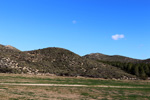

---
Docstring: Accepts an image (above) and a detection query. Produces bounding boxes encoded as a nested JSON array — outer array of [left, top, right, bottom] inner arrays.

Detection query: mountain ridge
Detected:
[[84, 53, 150, 79], [83, 53, 140, 63], [1, 44, 149, 79], [83, 53, 150, 63]]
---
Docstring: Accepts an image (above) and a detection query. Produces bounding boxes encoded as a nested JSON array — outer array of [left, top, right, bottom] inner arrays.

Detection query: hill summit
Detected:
[[5, 45, 20, 51]]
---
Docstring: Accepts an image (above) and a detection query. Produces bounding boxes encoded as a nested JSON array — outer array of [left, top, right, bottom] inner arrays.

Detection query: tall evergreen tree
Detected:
[[133, 64, 139, 76], [140, 66, 147, 79], [144, 65, 150, 77]]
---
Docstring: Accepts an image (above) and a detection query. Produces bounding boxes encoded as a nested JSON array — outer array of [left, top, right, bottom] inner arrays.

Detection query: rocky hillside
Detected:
[[25, 47, 135, 79], [0, 44, 39, 74], [0, 44, 135, 79]]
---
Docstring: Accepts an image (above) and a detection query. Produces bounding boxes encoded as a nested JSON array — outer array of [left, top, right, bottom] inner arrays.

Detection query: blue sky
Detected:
[[0, 0, 149, 59]]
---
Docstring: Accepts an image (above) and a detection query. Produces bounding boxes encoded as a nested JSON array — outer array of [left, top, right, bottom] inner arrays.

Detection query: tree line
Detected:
[[98, 60, 150, 79]]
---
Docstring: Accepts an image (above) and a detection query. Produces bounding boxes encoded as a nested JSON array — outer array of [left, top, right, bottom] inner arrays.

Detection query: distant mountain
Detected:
[[142, 59, 150, 63], [83, 53, 140, 63], [84, 53, 150, 79], [0, 44, 135, 79]]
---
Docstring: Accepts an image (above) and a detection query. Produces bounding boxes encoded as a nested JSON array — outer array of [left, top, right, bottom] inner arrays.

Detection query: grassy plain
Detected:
[[0, 73, 150, 100]]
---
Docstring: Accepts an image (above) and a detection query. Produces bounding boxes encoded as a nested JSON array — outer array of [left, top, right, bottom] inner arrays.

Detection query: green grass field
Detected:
[[0, 73, 150, 100]]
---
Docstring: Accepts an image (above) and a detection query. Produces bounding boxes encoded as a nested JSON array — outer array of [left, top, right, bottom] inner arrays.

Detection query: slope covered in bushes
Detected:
[[0, 44, 135, 79], [84, 53, 150, 79]]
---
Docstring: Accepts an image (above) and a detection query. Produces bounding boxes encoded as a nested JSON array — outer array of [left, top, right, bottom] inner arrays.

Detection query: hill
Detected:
[[143, 59, 150, 63], [83, 53, 140, 63], [25, 47, 135, 79], [0, 44, 135, 79], [0, 44, 39, 73], [83, 53, 150, 79]]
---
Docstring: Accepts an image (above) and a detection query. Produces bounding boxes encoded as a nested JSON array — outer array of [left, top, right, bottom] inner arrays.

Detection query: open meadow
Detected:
[[0, 73, 150, 100]]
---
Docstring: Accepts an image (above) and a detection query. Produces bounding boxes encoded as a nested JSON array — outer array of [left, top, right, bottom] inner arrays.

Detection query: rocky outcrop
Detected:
[[0, 57, 38, 74]]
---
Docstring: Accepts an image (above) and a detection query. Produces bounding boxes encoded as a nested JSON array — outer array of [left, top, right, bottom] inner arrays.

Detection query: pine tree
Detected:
[[133, 64, 139, 76], [140, 66, 147, 80], [127, 63, 133, 73], [144, 64, 150, 77]]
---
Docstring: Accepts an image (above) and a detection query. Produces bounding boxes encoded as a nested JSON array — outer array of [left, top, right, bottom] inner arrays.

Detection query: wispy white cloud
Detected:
[[112, 34, 125, 40], [72, 20, 77, 24]]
